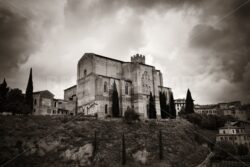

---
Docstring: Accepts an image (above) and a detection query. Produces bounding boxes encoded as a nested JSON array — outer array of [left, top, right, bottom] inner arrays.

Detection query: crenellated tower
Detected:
[[131, 54, 145, 64]]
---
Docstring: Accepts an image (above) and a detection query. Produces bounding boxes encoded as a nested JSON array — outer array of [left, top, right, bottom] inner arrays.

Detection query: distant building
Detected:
[[53, 99, 76, 115], [242, 104, 250, 120], [33, 90, 54, 115], [216, 122, 250, 147], [175, 98, 185, 115], [219, 101, 248, 121], [33, 90, 76, 116], [195, 104, 220, 116], [64, 85, 77, 102], [218, 101, 241, 110], [195, 101, 249, 121]]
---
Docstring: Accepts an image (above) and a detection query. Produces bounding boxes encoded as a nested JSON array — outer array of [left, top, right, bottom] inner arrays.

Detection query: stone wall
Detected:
[[64, 85, 76, 101], [33, 91, 54, 115], [77, 74, 96, 112], [94, 55, 123, 79], [77, 54, 94, 80]]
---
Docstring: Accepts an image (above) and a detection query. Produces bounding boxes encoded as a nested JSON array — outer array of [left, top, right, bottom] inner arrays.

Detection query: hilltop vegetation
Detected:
[[0, 116, 209, 167]]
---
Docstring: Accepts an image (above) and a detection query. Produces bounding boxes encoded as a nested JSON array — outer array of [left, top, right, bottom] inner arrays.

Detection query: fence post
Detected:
[[122, 133, 126, 165], [93, 131, 97, 158], [159, 130, 163, 160]]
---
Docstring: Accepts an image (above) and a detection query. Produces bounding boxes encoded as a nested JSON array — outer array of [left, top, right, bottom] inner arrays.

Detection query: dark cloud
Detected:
[[189, 0, 250, 102], [190, 0, 250, 81], [0, 4, 38, 78], [1, 0, 250, 103]]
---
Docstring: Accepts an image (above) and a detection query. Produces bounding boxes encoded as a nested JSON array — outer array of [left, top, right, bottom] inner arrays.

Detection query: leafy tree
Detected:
[[25, 68, 33, 114], [148, 92, 156, 119], [5, 89, 29, 115], [184, 113, 236, 130], [214, 141, 236, 159], [112, 81, 120, 117], [124, 107, 140, 123], [185, 113, 202, 125], [0, 97, 4, 112], [237, 144, 248, 156], [169, 92, 176, 118], [185, 89, 194, 114], [200, 115, 217, 130], [159, 92, 168, 119]]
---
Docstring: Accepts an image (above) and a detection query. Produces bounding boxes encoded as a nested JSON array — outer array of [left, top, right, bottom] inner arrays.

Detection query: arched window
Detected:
[[105, 104, 108, 114], [125, 83, 128, 95], [104, 82, 107, 92], [84, 69, 87, 77]]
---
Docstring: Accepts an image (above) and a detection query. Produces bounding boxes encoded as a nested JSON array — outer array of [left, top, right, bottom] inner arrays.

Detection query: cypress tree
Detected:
[[159, 92, 163, 118], [159, 92, 168, 119], [0, 78, 9, 112], [169, 93, 176, 118], [112, 81, 120, 117], [0, 78, 9, 99], [148, 92, 156, 119], [185, 89, 194, 114], [162, 92, 168, 118], [25, 68, 33, 114]]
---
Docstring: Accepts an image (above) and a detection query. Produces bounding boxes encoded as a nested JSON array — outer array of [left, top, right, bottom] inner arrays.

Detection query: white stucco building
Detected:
[[216, 122, 250, 147]]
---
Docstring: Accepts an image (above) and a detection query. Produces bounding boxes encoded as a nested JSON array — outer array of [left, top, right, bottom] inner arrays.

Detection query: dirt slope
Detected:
[[0, 116, 209, 167]]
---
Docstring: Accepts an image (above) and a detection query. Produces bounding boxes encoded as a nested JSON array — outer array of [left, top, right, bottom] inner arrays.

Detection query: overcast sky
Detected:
[[0, 0, 250, 104]]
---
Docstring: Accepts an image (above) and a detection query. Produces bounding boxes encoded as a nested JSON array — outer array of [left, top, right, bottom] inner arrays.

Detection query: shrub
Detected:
[[200, 115, 217, 130], [178, 107, 186, 116], [183, 113, 235, 130], [185, 113, 202, 125], [214, 141, 237, 159], [15, 140, 23, 153], [61, 116, 69, 124], [105, 115, 111, 119], [94, 113, 98, 119], [237, 144, 248, 156], [214, 116, 226, 128], [215, 115, 236, 128], [124, 107, 140, 123]]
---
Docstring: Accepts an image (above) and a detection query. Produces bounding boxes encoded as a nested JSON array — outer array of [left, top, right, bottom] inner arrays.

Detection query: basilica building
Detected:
[[74, 53, 172, 119]]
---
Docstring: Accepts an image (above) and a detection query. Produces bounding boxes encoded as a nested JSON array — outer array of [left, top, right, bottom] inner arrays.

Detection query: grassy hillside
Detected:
[[0, 116, 209, 167]]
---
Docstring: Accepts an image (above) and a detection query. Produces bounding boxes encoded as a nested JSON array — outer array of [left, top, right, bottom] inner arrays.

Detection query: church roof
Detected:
[[64, 85, 77, 91], [33, 90, 54, 97], [80, 53, 157, 68]]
